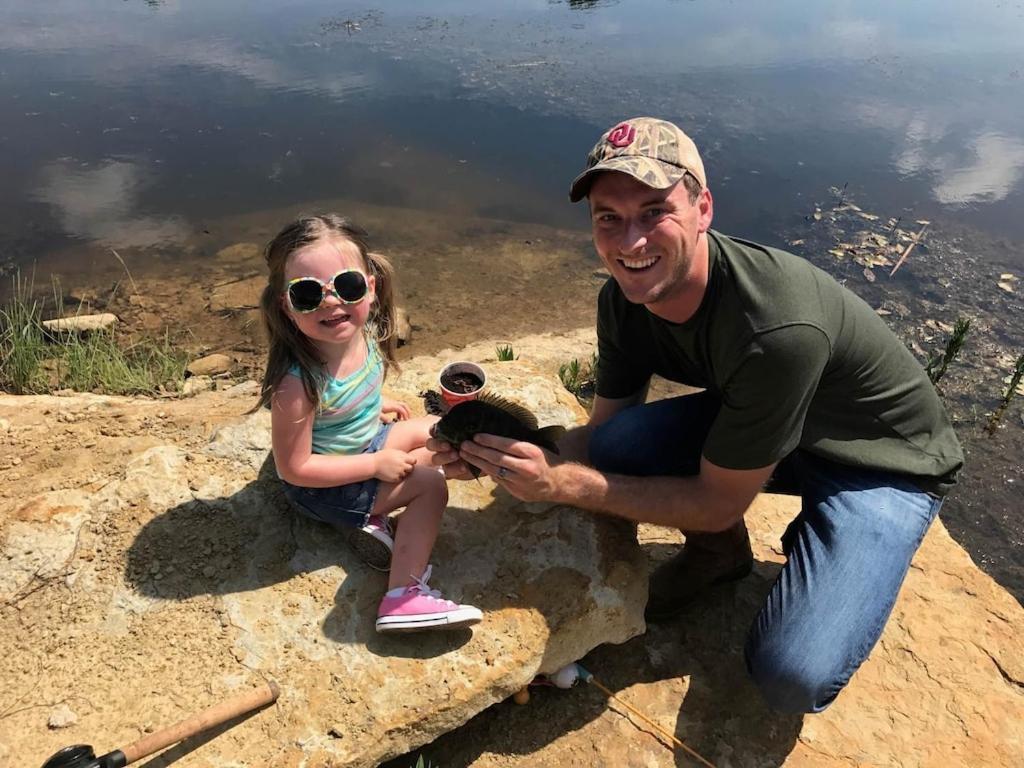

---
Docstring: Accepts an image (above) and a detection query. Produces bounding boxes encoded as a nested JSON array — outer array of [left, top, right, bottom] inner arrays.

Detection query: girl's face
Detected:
[[282, 235, 376, 350]]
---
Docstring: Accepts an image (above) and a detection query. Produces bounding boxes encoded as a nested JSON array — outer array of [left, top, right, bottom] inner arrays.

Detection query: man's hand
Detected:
[[374, 448, 416, 482], [425, 436, 477, 480], [459, 434, 564, 503], [380, 397, 411, 422]]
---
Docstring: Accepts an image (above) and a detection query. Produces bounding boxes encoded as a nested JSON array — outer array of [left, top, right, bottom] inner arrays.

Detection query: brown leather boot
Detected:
[[645, 519, 754, 622]]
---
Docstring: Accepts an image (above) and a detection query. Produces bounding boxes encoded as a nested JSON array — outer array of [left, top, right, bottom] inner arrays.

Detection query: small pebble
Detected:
[[47, 704, 78, 729]]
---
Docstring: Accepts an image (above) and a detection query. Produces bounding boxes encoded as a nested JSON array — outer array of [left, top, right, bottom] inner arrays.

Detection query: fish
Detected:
[[430, 392, 566, 477]]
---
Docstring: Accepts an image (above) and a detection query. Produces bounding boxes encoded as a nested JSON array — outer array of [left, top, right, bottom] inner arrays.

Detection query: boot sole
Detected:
[[644, 561, 754, 623], [346, 529, 392, 572]]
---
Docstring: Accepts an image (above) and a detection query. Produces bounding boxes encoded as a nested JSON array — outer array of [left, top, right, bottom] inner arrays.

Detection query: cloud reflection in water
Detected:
[[34, 159, 190, 249]]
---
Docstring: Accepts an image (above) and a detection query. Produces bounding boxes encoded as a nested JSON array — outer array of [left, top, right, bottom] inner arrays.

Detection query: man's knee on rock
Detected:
[[744, 641, 839, 714]]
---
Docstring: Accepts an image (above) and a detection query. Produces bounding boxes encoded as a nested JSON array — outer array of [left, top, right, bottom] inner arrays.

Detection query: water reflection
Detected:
[[33, 159, 188, 249], [0, 0, 1022, 252], [931, 133, 1024, 206]]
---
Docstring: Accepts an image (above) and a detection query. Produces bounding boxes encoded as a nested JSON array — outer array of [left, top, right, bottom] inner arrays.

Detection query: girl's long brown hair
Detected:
[[251, 214, 399, 413]]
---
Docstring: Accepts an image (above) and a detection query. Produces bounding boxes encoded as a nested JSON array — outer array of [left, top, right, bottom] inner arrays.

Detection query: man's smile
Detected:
[[619, 255, 660, 271]]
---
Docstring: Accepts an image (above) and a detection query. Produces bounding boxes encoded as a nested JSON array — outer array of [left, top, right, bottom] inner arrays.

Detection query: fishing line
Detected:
[[529, 663, 718, 768]]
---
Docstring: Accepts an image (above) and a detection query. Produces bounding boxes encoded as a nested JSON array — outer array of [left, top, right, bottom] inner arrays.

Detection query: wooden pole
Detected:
[[120, 681, 280, 764]]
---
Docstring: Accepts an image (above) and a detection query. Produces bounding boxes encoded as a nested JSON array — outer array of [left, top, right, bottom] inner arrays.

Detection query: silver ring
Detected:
[[497, 466, 509, 480]]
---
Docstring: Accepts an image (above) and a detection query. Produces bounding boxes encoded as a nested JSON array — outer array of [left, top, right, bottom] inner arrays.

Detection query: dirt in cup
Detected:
[[440, 371, 484, 394]]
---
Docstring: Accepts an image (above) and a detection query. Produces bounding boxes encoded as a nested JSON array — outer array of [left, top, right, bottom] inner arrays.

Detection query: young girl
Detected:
[[253, 214, 481, 633]]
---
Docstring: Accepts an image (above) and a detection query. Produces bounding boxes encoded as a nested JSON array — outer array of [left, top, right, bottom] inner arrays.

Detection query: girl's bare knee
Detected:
[[412, 465, 448, 504]]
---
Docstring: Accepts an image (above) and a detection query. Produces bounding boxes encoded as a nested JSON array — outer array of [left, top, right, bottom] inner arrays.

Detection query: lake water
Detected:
[[1, 1, 1022, 599], [2, 0, 1023, 264]]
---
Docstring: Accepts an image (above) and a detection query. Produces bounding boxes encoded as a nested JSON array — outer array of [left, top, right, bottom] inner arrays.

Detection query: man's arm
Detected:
[[462, 382, 774, 532], [542, 453, 775, 532]]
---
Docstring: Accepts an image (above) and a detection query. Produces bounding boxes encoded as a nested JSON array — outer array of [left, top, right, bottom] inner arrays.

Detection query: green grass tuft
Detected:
[[495, 343, 515, 361], [558, 351, 598, 404], [0, 272, 188, 396]]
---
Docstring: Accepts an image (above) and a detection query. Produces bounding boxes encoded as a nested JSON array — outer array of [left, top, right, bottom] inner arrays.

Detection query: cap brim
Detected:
[[568, 157, 687, 203]]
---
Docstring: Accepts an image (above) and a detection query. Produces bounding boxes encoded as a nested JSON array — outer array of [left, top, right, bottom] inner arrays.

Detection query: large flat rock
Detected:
[[2, 329, 1022, 767], [0, 343, 646, 768]]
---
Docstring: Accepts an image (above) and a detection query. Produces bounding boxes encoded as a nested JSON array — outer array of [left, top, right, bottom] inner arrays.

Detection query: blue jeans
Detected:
[[589, 393, 942, 713], [281, 422, 393, 529]]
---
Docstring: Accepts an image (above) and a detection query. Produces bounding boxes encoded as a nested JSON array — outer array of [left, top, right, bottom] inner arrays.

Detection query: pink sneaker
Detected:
[[347, 514, 393, 572], [376, 566, 482, 633]]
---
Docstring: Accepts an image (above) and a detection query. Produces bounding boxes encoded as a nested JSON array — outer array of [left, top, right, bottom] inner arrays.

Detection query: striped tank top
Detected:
[[289, 340, 384, 455]]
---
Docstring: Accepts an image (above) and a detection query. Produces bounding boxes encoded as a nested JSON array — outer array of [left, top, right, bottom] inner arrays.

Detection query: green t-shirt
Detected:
[[596, 230, 963, 495]]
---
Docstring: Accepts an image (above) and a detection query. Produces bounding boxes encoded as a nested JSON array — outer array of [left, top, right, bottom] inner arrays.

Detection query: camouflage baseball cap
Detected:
[[569, 117, 707, 202]]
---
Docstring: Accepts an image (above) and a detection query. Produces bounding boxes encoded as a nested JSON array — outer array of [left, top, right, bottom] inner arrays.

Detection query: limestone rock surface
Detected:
[[0, 339, 646, 768], [2, 329, 1022, 768]]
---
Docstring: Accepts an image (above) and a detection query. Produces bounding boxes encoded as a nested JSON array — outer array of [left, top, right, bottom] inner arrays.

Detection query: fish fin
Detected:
[[536, 425, 567, 453], [476, 391, 539, 430]]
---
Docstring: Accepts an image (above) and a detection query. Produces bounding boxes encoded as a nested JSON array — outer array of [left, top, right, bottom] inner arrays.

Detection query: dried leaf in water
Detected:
[[999, 273, 1018, 281], [863, 267, 876, 282], [998, 281, 1016, 293], [875, 308, 892, 316], [828, 248, 846, 259], [857, 211, 880, 221], [813, 210, 823, 221], [789, 239, 805, 246]]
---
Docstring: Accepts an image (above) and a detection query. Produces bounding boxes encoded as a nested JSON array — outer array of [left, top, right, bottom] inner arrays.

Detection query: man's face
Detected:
[[589, 172, 713, 314]]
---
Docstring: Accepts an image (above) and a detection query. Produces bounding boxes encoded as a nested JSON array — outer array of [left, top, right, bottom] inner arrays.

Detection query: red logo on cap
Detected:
[[607, 122, 636, 148]]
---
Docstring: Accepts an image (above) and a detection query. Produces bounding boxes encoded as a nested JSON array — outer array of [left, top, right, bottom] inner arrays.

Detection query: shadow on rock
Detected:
[[125, 453, 341, 599], [384, 548, 803, 767]]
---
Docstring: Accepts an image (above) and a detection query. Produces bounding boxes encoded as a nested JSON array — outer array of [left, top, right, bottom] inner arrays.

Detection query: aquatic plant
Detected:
[[925, 317, 970, 385], [0, 272, 187, 396], [985, 352, 1024, 434]]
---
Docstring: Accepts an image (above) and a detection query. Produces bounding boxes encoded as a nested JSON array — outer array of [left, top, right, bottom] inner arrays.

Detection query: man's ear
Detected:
[[697, 187, 714, 233]]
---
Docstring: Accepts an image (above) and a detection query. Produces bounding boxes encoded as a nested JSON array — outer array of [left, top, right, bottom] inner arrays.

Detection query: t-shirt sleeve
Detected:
[[703, 324, 830, 469], [595, 282, 653, 399]]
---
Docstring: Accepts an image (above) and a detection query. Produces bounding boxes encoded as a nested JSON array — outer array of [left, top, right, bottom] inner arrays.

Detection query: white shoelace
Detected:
[[409, 565, 446, 602]]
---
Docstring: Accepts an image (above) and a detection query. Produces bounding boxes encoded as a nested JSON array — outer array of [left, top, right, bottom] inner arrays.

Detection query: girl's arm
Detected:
[[271, 374, 383, 488]]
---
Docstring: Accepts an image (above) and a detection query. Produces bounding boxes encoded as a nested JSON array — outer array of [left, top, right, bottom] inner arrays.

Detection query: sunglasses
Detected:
[[285, 269, 369, 313]]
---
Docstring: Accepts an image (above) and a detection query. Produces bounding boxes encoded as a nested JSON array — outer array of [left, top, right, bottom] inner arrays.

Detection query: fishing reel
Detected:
[[41, 744, 126, 768]]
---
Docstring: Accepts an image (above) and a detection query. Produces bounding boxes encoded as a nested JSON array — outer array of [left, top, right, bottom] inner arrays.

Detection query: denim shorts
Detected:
[[281, 422, 393, 530]]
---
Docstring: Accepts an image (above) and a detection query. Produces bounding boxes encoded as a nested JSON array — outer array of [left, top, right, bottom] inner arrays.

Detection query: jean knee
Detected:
[[744, 637, 837, 714], [588, 417, 646, 474]]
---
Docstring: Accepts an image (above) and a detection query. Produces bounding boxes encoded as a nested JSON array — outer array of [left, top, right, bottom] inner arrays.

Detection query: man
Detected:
[[430, 117, 963, 713]]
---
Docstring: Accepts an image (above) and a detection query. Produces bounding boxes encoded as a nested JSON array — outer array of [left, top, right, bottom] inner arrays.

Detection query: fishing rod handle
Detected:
[[120, 681, 280, 764]]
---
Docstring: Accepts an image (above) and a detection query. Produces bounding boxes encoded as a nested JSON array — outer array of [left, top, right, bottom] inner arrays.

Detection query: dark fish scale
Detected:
[[430, 394, 565, 474]]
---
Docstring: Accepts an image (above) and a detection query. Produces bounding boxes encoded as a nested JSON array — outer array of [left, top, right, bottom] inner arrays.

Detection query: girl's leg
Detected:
[[372, 464, 448, 591], [383, 416, 439, 453]]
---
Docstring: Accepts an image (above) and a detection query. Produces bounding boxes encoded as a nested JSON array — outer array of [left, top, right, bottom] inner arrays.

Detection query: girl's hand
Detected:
[[381, 397, 411, 422], [374, 448, 416, 482]]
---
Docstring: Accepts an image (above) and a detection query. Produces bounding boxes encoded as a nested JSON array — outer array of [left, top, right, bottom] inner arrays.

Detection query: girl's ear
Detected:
[[367, 273, 377, 304]]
